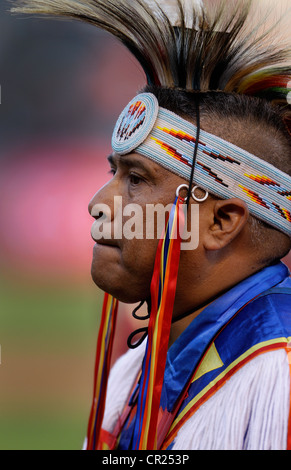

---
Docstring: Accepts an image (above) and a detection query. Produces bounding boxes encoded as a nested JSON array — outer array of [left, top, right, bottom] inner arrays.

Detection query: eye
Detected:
[[108, 167, 116, 177], [129, 173, 143, 186]]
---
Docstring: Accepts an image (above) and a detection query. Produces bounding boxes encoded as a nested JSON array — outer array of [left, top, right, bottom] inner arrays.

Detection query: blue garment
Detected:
[[163, 261, 291, 412], [118, 262, 291, 450]]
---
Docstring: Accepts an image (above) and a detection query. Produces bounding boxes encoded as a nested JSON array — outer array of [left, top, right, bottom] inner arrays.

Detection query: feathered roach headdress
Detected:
[[12, 0, 291, 450]]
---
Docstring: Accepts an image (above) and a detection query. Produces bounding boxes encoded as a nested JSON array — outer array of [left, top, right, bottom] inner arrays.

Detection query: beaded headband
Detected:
[[112, 93, 291, 237]]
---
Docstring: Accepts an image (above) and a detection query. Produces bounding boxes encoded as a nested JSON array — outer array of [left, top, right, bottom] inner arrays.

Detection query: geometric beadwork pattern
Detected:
[[112, 93, 159, 155], [112, 93, 291, 236]]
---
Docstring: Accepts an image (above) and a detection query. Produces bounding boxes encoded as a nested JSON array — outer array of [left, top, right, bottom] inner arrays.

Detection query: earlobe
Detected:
[[204, 198, 249, 251]]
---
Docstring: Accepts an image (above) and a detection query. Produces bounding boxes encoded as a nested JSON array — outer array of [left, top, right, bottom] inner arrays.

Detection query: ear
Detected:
[[204, 198, 249, 251]]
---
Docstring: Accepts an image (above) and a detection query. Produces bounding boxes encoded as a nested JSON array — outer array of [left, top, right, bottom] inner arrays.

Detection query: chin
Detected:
[[90, 264, 150, 304]]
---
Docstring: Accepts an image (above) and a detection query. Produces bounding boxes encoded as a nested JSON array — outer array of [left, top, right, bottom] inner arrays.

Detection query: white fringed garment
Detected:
[[102, 345, 290, 450]]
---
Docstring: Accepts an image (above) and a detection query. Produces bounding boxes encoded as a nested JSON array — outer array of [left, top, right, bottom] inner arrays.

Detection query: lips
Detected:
[[94, 239, 120, 249], [91, 225, 120, 249]]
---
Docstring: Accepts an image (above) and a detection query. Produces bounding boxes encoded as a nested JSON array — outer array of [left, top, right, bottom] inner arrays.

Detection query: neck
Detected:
[[169, 303, 209, 348], [169, 256, 266, 348]]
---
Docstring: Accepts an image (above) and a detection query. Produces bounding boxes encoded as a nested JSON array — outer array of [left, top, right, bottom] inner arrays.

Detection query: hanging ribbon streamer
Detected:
[[86, 293, 119, 450], [132, 194, 186, 450]]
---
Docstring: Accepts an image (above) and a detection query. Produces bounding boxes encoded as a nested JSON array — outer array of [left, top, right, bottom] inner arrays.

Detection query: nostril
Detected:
[[90, 203, 111, 221], [95, 211, 104, 220], [91, 204, 102, 218]]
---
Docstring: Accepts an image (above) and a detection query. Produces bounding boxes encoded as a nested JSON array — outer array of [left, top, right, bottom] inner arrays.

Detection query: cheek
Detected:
[[122, 237, 158, 276]]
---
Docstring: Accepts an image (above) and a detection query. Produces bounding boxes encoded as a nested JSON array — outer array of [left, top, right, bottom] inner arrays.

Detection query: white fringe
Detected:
[[102, 343, 146, 434], [103, 347, 290, 450], [173, 349, 290, 450]]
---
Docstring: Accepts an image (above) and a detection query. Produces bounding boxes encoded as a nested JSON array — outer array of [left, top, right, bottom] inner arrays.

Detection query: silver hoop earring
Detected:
[[191, 186, 209, 203], [176, 184, 189, 202]]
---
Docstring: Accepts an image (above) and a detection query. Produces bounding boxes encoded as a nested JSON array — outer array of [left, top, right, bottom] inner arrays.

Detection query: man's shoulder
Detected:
[[249, 273, 291, 321]]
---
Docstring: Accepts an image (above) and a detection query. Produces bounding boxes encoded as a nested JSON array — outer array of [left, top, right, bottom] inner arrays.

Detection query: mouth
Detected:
[[91, 220, 121, 248], [92, 237, 121, 250], [92, 238, 121, 250]]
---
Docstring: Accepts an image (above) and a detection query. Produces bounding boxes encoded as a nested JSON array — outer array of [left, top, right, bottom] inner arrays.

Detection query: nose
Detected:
[[88, 192, 99, 217], [88, 182, 110, 218], [90, 201, 112, 221], [88, 182, 122, 243], [88, 180, 118, 221], [88, 185, 113, 243]]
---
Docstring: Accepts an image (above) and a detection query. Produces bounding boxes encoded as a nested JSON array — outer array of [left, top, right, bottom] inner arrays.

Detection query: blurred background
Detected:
[[0, 0, 290, 450], [0, 0, 145, 449]]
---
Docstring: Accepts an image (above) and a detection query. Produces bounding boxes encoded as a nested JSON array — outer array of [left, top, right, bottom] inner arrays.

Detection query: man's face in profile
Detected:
[[88, 151, 202, 304]]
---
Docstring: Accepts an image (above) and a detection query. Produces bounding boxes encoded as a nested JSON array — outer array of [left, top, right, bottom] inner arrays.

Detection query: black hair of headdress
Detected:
[[11, 1, 291, 135]]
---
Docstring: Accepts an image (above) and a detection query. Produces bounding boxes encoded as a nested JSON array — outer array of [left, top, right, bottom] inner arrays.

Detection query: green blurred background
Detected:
[[0, 0, 290, 450], [0, 0, 145, 449]]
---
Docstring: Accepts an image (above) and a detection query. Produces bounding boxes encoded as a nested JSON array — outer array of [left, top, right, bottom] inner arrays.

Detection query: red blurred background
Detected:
[[0, 2, 146, 449]]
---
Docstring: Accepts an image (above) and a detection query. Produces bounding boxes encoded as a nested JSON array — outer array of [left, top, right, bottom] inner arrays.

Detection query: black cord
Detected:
[[127, 300, 150, 349], [131, 300, 150, 321], [186, 97, 201, 208], [127, 326, 149, 349]]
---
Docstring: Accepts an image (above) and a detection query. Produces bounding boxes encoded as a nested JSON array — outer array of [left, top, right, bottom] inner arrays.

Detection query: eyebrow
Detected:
[[107, 153, 155, 176]]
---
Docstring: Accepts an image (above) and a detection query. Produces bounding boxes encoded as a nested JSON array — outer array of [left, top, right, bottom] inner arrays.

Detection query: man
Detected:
[[12, 0, 291, 450]]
